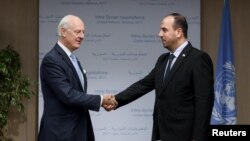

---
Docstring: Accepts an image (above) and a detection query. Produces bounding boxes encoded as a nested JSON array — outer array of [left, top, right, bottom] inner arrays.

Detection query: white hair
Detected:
[[57, 15, 74, 36]]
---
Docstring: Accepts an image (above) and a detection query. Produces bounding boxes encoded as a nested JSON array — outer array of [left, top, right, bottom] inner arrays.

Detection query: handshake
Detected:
[[101, 94, 118, 111]]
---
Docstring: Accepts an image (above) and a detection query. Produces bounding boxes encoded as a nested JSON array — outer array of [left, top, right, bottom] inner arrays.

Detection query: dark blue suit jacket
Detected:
[[115, 42, 214, 141], [38, 43, 101, 141]]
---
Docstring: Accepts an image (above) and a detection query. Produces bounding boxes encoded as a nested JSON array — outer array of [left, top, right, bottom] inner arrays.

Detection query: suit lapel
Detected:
[[55, 44, 73, 69], [159, 54, 169, 83], [159, 43, 192, 95]]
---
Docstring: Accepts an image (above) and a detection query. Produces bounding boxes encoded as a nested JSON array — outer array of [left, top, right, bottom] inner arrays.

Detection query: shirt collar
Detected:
[[57, 41, 72, 57], [171, 41, 188, 58]]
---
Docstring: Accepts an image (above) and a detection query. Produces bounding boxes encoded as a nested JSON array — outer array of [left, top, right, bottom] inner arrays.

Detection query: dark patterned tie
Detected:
[[164, 54, 175, 79]]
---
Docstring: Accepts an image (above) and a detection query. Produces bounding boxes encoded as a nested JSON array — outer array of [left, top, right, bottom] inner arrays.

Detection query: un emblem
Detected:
[[211, 61, 236, 124]]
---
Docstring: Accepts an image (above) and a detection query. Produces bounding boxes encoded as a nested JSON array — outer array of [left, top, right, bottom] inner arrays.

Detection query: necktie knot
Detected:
[[168, 54, 175, 62], [70, 54, 77, 61]]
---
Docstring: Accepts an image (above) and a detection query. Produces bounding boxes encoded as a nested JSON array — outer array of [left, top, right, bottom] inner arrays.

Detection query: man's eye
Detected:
[[161, 28, 167, 33], [75, 30, 81, 33]]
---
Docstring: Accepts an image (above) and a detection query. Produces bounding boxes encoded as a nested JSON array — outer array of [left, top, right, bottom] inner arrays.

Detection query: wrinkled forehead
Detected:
[[67, 17, 85, 30]]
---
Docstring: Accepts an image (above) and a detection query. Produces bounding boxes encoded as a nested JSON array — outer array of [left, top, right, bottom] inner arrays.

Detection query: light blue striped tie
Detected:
[[70, 54, 84, 88]]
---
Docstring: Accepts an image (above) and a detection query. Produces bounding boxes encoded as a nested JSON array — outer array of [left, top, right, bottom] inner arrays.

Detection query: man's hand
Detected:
[[102, 94, 118, 111]]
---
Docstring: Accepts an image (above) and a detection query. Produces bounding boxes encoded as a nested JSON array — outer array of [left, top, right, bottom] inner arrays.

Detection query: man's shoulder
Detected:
[[188, 46, 210, 57], [41, 46, 63, 65]]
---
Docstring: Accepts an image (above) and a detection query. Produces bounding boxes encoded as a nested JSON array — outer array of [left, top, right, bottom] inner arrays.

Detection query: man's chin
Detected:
[[162, 45, 170, 51], [162, 45, 167, 49], [75, 44, 81, 48]]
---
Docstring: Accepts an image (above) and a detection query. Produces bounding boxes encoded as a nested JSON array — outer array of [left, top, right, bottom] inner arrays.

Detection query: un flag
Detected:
[[210, 0, 237, 125]]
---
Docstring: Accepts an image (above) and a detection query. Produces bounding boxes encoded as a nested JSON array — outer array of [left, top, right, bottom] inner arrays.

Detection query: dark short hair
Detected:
[[169, 13, 188, 38]]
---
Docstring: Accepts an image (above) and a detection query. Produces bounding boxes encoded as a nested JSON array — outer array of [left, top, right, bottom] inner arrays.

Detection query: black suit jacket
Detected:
[[115, 42, 214, 141], [38, 44, 101, 141]]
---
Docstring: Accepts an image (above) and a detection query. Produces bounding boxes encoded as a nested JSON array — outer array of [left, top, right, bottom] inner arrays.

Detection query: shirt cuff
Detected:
[[100, 95, 103, 106]]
